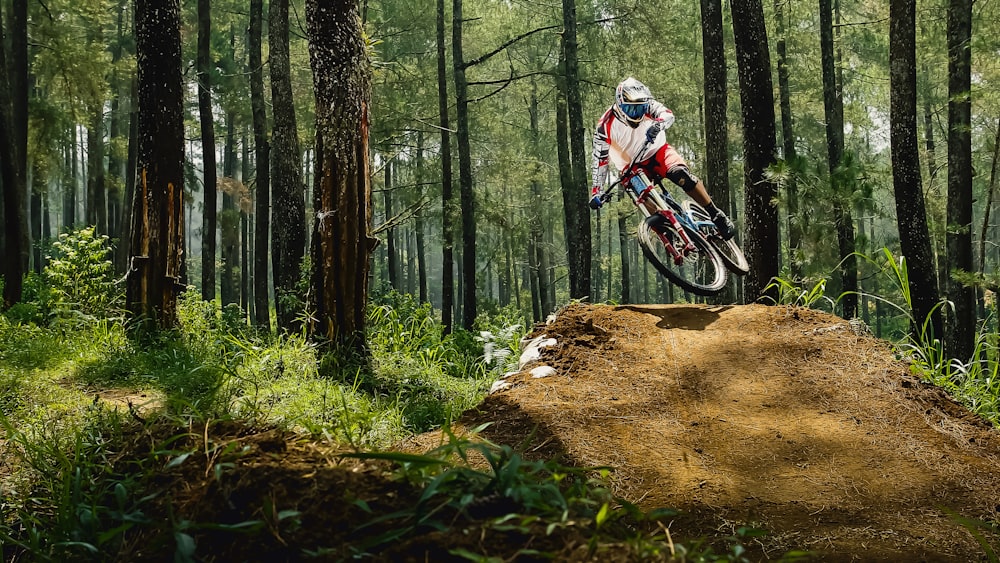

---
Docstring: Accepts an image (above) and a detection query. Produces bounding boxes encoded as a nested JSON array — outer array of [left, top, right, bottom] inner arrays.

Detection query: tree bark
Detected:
[[306, 0, 374, 355], [415, 130, 428, 304], [452, 0, 477, 330], [820, 0, 857, 319], [731, 0, 780, 304], [221, 114, 239, 306], [774, 0, 801, 279], [701, 0, 734, 303], [945, 0, 974, 360], [560, 0, 591, 301], [436, 0, 455, 333], [198, 0, 218, 302], [1, 0, 29, 308], [385, 159, 399, 290], [128, 0, 185, 329], [249, 0, 270, 329], [270, 0, 306, 331], [889, 0, 942, 343]]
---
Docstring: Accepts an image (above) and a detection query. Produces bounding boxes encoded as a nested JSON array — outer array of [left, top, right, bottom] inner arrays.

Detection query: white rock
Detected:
[[530, 365, 557, 379]]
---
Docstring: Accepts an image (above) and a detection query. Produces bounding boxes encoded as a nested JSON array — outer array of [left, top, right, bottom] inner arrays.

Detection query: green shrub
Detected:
[[44, 228, 123, 326]]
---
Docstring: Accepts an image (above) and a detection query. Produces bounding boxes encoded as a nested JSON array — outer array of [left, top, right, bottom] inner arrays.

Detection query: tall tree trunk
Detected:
[[774, 0, 801, 279], [436, 0, 454, 333], [385, 159, 399, 290], [415, 131, 428, 304], [271, 0, 306, 331], [1, 0, 30, 307], [88, 108, 107, 235], [945, 0, 974, 360], [618, 209, 631, 304], [701, 0, 735, 302], [116, 76, 139, 273], [30, 164, 43, 272], [820, 0, 856, 319], [221, 114, 238, 306], [452, 0, 477, 330], [128, 0, 185, 329], [64, 127, 77, 228], [198, 0, 217, 302], [528, 83, 551, 318], [249, 0, 270, 329], [889, 0, 942, 343], [559, 0, 591, 300], [241, 130, 251, 315], [307, 0, 373, 355], [979, 118, 1000, 283], [107, 0, 127, 243], [731, 0, 779, 304]]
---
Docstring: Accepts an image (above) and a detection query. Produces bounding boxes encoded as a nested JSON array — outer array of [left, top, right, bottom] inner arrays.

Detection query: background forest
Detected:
[[3, 0, 1000, 559], [1, 0, 1000, 348]]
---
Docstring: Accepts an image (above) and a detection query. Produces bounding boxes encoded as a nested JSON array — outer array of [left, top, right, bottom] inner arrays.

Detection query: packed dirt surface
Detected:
[[21, 303, 997, 562], [449, 303, 1000, 561]]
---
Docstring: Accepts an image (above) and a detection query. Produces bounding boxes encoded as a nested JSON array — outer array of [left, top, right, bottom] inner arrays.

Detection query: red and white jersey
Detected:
[[591, 100, 674, 191]]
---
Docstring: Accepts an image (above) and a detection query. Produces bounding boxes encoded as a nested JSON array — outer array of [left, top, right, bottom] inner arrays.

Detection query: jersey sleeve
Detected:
[[648, 100, 675, 130], [591, 109, 613, 192]]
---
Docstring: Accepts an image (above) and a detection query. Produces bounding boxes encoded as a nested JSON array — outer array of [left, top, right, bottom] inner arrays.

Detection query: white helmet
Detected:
[[613, 77, 651, 127]]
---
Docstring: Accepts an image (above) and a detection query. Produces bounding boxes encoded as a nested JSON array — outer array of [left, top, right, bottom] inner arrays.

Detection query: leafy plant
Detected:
[[43, 227, 124, 326]]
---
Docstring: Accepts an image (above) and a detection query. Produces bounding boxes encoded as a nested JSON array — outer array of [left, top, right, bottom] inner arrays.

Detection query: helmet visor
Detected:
[[621, 102, 648, 120]]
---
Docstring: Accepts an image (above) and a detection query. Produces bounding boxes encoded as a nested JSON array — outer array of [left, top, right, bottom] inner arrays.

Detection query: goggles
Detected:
[[621, 102, 648, 120]]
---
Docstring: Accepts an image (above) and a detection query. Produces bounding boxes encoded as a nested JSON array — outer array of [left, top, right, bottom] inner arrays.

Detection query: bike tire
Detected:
[[637, 213, 727, 296], [681, 200, 750, 276]]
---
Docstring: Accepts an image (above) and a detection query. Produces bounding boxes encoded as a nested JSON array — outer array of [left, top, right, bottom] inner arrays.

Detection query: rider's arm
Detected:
[[591, 109, 614, 196], [647, 100, 675, 129]]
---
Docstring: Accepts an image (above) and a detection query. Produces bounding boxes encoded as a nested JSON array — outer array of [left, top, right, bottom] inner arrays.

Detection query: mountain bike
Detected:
[[595, 140, 748, 296]]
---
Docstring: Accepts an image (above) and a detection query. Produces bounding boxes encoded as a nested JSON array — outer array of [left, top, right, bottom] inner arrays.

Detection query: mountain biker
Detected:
[[589, 77, 735, 240]]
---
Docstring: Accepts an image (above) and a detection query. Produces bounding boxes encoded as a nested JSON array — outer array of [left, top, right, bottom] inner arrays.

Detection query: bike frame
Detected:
[[600, 141, 696, 265]]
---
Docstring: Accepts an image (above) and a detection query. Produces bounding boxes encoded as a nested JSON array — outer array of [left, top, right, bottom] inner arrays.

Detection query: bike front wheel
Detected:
[[637, 213, 727, 296], [682, 201, 750, 276]]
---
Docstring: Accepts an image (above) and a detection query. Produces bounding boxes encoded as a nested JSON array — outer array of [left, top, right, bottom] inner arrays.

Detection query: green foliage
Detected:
[[44, 228, 124, 327]]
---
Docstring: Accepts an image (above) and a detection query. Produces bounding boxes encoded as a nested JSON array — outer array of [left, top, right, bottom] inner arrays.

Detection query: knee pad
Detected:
[[665, 166, 700, 192]]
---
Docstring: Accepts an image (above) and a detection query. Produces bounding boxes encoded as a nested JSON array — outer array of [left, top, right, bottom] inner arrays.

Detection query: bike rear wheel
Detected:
[[637, 213, 727, 296], [681, 200, 750, 276]]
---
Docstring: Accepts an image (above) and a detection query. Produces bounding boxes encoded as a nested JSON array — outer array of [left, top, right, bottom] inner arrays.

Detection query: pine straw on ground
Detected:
[[429, 303, 1000, 562]]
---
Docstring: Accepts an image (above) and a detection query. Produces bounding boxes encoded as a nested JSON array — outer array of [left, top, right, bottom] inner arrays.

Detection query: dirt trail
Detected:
[[451, 303, 1000, 561]]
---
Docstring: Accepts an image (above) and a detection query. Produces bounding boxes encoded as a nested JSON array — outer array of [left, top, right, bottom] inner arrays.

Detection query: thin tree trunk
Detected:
[[774, 0, 801, 279], [452, 0, 477, 330], [945, 0, 974, 360], [198, 0, 217, 302], [701, 0, 735, 302], [891, 0, 941, 342], [385, 160, 399, 290], [436, 0, 454, 333], [559, 0, 591, 300], [821, 0, 856, 319], [271, 0, 306, 331], [249, 0, 270, 328], [618, 210, 631, 304], [117, 77, 139, 274], [415, 130, 428, 303]]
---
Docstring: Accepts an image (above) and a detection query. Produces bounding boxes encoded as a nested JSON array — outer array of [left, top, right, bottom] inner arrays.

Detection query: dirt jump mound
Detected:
[[457, 303, 1000, 561]]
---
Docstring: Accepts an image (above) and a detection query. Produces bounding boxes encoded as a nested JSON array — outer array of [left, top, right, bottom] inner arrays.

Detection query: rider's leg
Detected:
[[653, 148, 735, 240]]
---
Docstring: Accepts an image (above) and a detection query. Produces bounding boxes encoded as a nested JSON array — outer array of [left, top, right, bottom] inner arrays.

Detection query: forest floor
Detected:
[[18, 303, 999, 562]]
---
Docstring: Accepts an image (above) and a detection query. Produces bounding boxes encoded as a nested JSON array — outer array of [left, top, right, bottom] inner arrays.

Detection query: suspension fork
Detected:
[[629, 174, 696, 258]]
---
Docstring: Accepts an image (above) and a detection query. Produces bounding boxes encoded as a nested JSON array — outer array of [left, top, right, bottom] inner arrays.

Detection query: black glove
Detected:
[[589, 194, 603, 210], [645, 120, 663, 143]]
